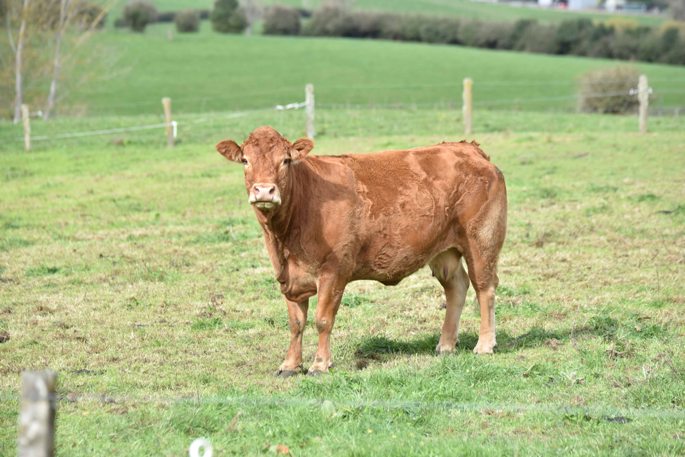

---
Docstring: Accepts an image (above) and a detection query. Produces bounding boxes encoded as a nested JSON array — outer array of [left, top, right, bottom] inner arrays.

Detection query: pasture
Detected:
[[1, 106, 684, 455], [77, 29, 685, 116]]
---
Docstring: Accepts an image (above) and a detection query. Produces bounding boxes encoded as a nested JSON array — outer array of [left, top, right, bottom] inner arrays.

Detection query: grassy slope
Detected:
[[0, 110, 684, 455], [75, 27, 685, 116], [108, 0, 667, 26]]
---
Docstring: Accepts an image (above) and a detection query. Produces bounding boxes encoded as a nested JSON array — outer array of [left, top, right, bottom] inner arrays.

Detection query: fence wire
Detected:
[[1, 82, 683, 150], [1, 390, 683, 420]]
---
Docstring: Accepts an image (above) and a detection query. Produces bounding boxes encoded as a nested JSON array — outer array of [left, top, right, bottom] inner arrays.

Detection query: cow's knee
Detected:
[[315, 317, 331, 333]]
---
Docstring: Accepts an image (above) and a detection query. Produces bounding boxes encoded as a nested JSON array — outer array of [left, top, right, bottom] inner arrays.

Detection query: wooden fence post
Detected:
[[162, 97, 174, 147], [638, 75, 649, 134], [463, 78, 473, 136], [18, 370, 56, 457], [21, 104, 31, 152], [305, 83, 315, 140]]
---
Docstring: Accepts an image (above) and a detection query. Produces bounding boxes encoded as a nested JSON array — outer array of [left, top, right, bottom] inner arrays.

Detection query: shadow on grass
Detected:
[[354, 324, 615, 364]]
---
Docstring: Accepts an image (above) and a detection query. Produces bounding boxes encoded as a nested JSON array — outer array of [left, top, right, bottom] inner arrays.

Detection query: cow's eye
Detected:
[[241, 158, 248, 166], [282, 158, 292, 166]]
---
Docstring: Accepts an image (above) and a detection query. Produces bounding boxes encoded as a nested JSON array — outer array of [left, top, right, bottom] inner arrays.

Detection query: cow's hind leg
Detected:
[[277, 298, 309, 377], [465, 230, 504, 355], [430, 249, 469, 354], [464, 169, 507, 355]]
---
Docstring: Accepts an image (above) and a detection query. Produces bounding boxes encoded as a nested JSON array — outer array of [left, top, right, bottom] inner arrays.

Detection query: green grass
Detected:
[[107, 0, 667, 26], [0, 108, 684, 455], [71, 29, 685, 117]]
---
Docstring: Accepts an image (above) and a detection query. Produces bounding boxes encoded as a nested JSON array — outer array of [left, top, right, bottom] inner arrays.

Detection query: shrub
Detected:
[[554, 18, 595, 55], [263, 5, 300, 35], [175, 10, 200, 33], [603, 17, 639, 32], [157, 11, 176, 23], [73, 1, 107, 29], [517, 23, 558, 54], [418, 17, 460, 44], [609, 29, 643, 60], [477, 21, 515, 49], [211, 0, 246, 34], [305, 6, 352, 36], [123, 0, 158, 32], [578, 66, 642, 114], [379, 14, 424, 41]]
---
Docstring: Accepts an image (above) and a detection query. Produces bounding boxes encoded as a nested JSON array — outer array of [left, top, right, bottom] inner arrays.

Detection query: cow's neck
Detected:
[[257, 162, 307, 244]]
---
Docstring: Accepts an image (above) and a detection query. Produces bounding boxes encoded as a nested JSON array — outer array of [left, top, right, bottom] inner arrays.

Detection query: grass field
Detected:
[[106, 0, 667, 27], [69, 29, 685, 117], [1, 107, 684, 455]]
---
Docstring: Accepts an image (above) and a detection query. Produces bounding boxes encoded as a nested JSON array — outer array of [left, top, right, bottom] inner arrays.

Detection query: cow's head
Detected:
[[216, 126, 314, 212]]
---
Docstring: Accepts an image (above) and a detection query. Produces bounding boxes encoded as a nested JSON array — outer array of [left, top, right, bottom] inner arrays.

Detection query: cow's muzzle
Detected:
[[249, 183, 282, 210]]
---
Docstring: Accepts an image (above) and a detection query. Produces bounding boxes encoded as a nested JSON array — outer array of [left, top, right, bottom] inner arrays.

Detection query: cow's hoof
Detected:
[[306, 369, 327, 377], [473, 339, 496, 355], [435, 343, 456, 355], [276, 369, 300, 378]]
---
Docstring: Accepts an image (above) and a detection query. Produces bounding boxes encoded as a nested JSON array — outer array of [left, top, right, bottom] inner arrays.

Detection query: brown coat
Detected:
[[217, 126, 507, 375]]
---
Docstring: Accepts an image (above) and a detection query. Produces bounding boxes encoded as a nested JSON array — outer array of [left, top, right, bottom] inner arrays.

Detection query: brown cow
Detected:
[[217, 126, 507, 376]]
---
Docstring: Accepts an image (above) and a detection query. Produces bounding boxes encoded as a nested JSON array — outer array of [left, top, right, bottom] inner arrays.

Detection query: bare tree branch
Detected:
[[6, 13, 16, 53], [13, 0, 30, 124], [44, 0, 71, 120]]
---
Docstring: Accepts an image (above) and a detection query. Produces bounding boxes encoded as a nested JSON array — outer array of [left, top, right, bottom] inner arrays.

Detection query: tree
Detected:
[[240, 0, 263, 36], [44, 0, 70, 120], [123, 0, 157, 33], [2, 0, 111, 120], [263, 5, 300, 35], [6, 0, 30, 123], [211, 0, 247, 33]]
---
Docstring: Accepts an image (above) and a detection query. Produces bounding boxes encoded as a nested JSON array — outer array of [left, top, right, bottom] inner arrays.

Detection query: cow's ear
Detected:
[[291, 138, 314, 161], [216, 140, 242, 162]]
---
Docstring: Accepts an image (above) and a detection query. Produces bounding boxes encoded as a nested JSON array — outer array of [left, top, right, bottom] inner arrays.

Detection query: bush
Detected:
[[123, 0, 157, 32], [292, 6, 681, 66], [516, 23, 558, 54], [418, 17, 460, 44], [73, 1, 107, 29], [175, 10, 200, 33], [378, 13, 423, 41], [305, 6, 351, 36], [157, 11, 176, 23], [578, 66, 642, 114], [263, 5, 300, 35], [609, 30, 643, 60], [555, 18, 595, 55], [211, 0, 246, 34]]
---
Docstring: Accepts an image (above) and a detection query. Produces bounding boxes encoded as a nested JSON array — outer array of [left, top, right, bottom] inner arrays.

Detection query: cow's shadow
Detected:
[[354, 324, 603, 364]]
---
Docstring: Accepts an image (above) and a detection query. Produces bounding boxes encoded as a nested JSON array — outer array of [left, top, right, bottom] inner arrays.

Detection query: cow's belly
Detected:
[[352, 231, 452, 285]]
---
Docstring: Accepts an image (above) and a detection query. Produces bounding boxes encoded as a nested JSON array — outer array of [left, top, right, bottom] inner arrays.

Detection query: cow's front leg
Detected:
[[277, 298, 309, 377], [309, 273, 346, 375]]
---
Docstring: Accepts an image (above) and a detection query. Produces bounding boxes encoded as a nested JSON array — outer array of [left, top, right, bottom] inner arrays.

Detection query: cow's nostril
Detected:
[[268, 187, 275, 195]]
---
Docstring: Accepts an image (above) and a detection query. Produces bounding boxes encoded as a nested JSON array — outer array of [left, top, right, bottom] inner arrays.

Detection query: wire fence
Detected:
[[10, 372, 682, 456], [1, 77, 683, 151], [6, 388, 685, 426]]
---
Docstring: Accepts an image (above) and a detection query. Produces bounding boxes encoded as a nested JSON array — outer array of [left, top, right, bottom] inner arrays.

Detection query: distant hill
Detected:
[[79, 26, 685, 115]]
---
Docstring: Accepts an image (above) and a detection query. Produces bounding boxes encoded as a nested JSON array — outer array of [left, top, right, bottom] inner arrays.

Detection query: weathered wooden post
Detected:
[[638, 75, 649, 134], [21, 104, 31, 152], [463, 78, 473, 136], [162, 97, 174, 147], [18, 370, 56, 457], [305, 83, 315, 140]]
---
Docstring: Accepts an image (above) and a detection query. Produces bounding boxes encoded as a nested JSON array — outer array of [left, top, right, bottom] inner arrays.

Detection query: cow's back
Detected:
[[303, 142, 502, 284]]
